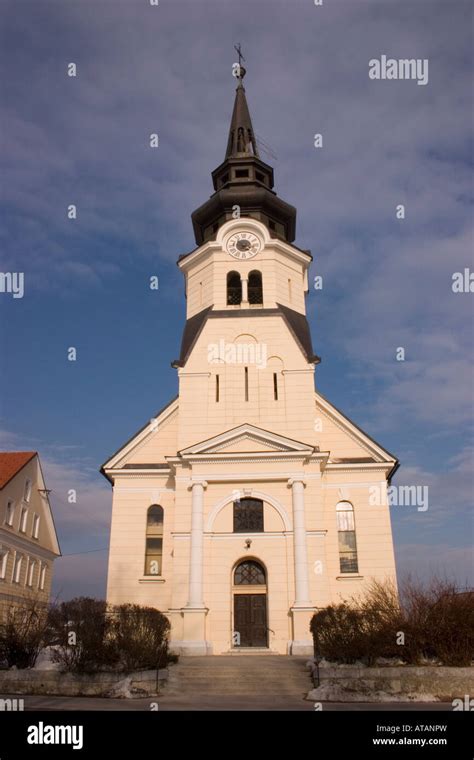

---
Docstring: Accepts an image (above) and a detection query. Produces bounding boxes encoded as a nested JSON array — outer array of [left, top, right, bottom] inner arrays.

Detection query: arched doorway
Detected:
[[232, 559, 268, 648]]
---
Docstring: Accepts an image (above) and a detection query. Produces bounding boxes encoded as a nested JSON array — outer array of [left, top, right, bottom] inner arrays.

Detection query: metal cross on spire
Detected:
[[234, 43, 245, 69]]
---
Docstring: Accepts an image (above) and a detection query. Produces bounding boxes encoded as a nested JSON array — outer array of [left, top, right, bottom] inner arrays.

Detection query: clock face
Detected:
[[226, 231, 261, 259]]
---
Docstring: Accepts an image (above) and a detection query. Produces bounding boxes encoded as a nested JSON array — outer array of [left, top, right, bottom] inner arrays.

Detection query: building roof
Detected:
[[171, 305, 321, 368], [0, 451, 37, 489]]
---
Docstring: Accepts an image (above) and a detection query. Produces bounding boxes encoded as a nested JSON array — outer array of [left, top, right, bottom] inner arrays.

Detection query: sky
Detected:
[[0, 0, 472, 600]]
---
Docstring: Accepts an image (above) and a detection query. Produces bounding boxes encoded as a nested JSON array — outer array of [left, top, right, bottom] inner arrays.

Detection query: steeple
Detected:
[[225, 66, 259, 159], [191, 59, 296, 247]]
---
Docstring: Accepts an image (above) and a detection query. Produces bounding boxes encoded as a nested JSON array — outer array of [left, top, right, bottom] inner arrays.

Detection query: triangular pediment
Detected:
[[179, 424, 315, 457]]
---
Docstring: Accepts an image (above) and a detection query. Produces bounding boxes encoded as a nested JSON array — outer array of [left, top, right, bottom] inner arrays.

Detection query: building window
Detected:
[[244, 366, 249, 401], [227, 271, 242, 305], [32, 514, 40, 539], [256, 172, 264, 183], [0, 547, 8, 580], [12, 552, 23, 584], [5, 500, 14, 527], [248, 270, 263, 304], [24, 479, 32, 503], [288, 279, 292, 302], [215, 374, 220, 402], [233, 498, 264, 533], [336, 501, 359, 573], [235, 169, 249, 178], [27, 559, 36, 587], [19, 507, 28, 533], [234, 560, 266, 585], [273, 372, 278, 400], [39, 563, 47, 591], [144, 504, 163, 576]]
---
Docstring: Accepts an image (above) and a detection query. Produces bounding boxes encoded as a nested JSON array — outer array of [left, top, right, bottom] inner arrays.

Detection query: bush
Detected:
[[310, 580, 402, 665], [0, 597, 49, 669], [112, 604, 170, 672], [48, 597, 118, 674], [47, 598, 171, 674], [310, 578, 474, 666]]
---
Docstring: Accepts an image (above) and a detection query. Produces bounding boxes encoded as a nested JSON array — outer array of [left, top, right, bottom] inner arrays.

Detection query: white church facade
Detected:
[[102, 66, 399, 656]]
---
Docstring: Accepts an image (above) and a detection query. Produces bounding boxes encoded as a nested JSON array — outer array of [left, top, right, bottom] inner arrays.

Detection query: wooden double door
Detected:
[[233, 593, 268, 647]]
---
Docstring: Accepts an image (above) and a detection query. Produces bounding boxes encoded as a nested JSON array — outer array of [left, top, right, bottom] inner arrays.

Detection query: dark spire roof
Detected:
[[190, 62, 297, 246], [225, 67, 259, 159]]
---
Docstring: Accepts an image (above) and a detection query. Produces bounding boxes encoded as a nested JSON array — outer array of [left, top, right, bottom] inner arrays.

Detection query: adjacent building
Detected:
[[103, 67, 399, 655], [0, 452, 60, 620]]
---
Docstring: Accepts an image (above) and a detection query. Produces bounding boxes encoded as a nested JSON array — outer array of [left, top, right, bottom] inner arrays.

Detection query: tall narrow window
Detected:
[[273, 372, 278, 400], [5, 500, 14, 527], [227, 271, 242, 305], [0, 547, 8, 580], [244, 366, 249, 401], [24, 479, 32, 503], [199, 281, 202, 305], [336, 501, 359, 573], [145, 505, 164, 576], [19, 507, 28, 533], [248, 271, 263, 304], [27, 559, 36, 587], [12, 552, 23, 584], [39, 563, 47, 590], [288, 279, 292, 302], [32, 514, 40, 539], [215, 374, 220, 402]]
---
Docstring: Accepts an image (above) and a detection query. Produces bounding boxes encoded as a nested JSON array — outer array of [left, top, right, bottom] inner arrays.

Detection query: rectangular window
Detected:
[[288, 279, 292, 302], [12, 553, 23, 584], [5, 500, 14, 527], [273, 372, 278, 400], [39, 563, 47, 591], [0, 547, 8, 580], [24, 479, 32, 503], [27, 560, 36, 587], [235, 169, 249, 178], [19, 507, 28, 533], [215, 374, 220, 402], [244, 366, 249, 401], [32, 513, 40, 539], [144, 538, 163, 576]]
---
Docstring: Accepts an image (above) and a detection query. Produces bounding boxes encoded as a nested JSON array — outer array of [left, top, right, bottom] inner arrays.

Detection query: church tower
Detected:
[[102, 65, 399, 656]]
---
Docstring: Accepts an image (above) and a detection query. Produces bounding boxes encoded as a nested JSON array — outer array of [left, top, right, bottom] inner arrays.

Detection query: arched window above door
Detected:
[[234, 560, 266, 585]]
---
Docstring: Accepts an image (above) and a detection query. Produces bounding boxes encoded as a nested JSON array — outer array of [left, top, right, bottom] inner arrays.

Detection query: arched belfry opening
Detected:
[[248, 270, 263, 304], [227, 271, 242, 305]]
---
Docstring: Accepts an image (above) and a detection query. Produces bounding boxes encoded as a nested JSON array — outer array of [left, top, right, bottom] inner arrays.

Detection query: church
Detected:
[[102, 64, 399, 656]]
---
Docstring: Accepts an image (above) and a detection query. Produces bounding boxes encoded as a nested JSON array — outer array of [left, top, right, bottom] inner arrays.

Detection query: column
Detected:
[[289, 478, 311, 606], [241, 276, 248, 304], [288, 477, 314, 655], [186, 480, 207, 608]]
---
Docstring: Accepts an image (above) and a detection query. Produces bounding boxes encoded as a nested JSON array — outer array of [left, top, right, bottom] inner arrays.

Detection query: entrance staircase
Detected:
[[163, 655, 311, 697]]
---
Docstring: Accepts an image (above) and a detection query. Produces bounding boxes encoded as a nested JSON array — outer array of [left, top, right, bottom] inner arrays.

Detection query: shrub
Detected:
[[111, 604, 170, 672], [310, 578, 474, 666], [47, 598, 171, 674], [0, 597, 49, 669], [48, 597, 118, 674]]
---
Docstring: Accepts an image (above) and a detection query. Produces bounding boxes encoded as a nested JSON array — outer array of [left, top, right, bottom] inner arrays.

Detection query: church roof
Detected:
[[172, 305, 321, 368]]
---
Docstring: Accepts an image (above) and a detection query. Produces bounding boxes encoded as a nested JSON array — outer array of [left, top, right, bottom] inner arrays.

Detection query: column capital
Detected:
[[288, 477, 306, 488], [188, 480, 208, 491]]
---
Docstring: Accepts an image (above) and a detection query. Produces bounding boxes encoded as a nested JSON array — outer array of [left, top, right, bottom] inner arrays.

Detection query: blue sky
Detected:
[[0, 0, 472, 599]]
